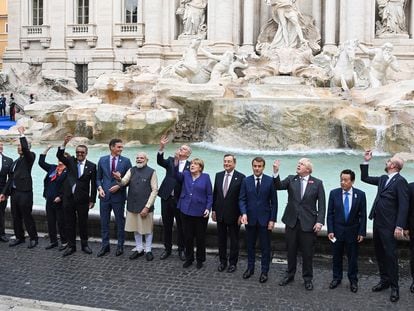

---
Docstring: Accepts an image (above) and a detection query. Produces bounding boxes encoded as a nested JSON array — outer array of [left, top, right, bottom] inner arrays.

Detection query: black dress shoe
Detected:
[[390, 288, 399, 302], [183, 260, 193, 268], [129, 250, 144, 260], [59, 243, 68, 251], [115, 247, 124, 257], [97, 246, 110, 257], [242, 268, 254, 279], [259, 272, 268, 283], [9, 239, 25, 247], [81, 245, 92, 254], [160, 250, 171, 260], [62, 247, 76, 257], [329, 279, 341, 289], [218, 263, 227, 272], [45, 242, 58, 250], [0, 235, 9, 242], [178, 250, 186, 261], [196, 261, 203, 269], [305, 281, 314, 291], [28, 240, 38, 249], [146, 252, 154, 261], [410, 282, 414, 293], [227, 265, 236, 273], [372, 282, 390, 292], [350, 282, 358, 293], [279, 276, 294, 286]]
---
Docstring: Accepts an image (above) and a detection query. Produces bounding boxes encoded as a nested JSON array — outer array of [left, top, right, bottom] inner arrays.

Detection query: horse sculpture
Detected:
[[331, 39, 365, 91]]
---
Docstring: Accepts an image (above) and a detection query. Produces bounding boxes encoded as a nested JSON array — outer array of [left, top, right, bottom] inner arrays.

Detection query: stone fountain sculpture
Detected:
[[376, 0, 408, 37], [176, 0, 208, 40]]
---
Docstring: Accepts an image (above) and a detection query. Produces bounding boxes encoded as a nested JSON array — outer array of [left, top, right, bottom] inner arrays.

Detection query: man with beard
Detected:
[[360, 150, 409, 302], [114, 152, 158, 261]]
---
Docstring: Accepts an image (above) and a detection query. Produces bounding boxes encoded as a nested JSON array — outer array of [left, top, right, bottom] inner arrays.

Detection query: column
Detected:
[[324, 0, 337, 47], [312, 0, 322, 31], [241, 0, 255, 52], [339, 0, 365, 43], [143, 0, 163, 48], [2, 0, 22, 66], [213, 0, 234, 47], [411, 1, 414, 38]]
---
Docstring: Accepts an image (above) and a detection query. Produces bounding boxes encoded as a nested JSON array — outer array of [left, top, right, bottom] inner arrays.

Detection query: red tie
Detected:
[[111, 157, 116, 172], [50, 170, 60, 182]]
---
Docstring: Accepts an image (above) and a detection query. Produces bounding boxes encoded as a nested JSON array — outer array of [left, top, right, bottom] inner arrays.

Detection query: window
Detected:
[[5, 23, 8, 33], [77, 0, 89, 24], [125, 0, 137, 23], [32, 0, 44, 26]]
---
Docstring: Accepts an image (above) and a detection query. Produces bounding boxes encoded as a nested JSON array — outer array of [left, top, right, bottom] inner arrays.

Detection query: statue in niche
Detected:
[[199, 48, 248, 83], [177, 0, 208, 39], [257, 0, 320, 53], [376, 0, 408, 36], [358, 42, 400, 88]]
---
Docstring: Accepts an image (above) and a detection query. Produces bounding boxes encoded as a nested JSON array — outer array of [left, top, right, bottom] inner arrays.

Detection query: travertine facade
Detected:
[[3, 0, 414, 90], [0, 0, 7, 70]]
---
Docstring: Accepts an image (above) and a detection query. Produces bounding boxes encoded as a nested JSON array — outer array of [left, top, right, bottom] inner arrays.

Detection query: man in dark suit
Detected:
[[157, 135, 191, 261], [0, 142, 13, 242], [96, 138, 132, 257], [327, 169, 367, 293], [212, 154, 245, 273], [273, 158, 325, 290], [57, 134, 97, 257], [360, 150, 409, 302], [0, 126, 38, 248], [407, 182, 414, 294], [239, 157, 278, 284]]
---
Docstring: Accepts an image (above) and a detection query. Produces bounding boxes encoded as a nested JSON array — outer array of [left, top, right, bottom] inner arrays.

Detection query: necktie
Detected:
[[300, 177, 305, 199], [111, 157, 116, 172], [50, 169, 59, 182], [223, 173, 230, 197], [344, 192, 350, 221], [256, 177, 261, 194], [77, 162, 82, 178]]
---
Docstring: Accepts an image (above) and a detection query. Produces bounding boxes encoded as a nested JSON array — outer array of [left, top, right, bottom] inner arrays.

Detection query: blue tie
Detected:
[[344, 191, 350, 221]]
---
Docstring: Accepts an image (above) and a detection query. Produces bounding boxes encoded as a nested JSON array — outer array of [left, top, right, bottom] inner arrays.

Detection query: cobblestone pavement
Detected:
[[0, 236, 413, 311]]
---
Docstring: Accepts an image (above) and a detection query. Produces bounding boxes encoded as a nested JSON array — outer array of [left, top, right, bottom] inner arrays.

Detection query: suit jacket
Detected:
[[327, 187, 367, 242], [177, 171, 213, 217], [38, 154, 67, 200], [408, 182, 414, 232], [157, 152, 190, 200], [57, 147, 97, 204], [360, 164, 409, 230], [274, 174, 326, 232], [239, 174, 278, 227], [212, 170, 245, 224], [96, 154, 132, 203], [2, 137, 35, 195], [0, 153, 13, 194]]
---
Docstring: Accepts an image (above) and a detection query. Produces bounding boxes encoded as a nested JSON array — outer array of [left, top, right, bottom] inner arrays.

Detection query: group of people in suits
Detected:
[[0, 131, 414, 303]]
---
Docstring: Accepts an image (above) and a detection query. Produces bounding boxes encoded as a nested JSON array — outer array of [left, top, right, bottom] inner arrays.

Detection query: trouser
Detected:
[[45, 198, 66, 244], [0, 199, 7, 236], [285, 221, 316, 281], [63, 197, 89, 249], [100, 200, 125, 248], [217, 221, 240, 266], [161, 196, 184, 252], [246, 223, 271, 273], [10, 190, 38, 241], [410, 232, 414, 280], [181, 212, 208, 263], [332, 239, 359, 282], [373, 224, 399, 289]]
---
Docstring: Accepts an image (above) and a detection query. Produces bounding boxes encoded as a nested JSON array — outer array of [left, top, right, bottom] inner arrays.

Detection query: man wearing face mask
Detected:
[[0, 127, 38, 248], [114, 152, 158, 261], [57, 134, 97, 257]]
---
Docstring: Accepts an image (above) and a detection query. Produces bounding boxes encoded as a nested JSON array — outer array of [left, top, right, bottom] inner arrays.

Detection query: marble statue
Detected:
[[376, 0, 407, 36], [199, 48, 248, 83], [358, 42, 400, 88], [257, 0, 320, 53], [177, 0, 208, 39]]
